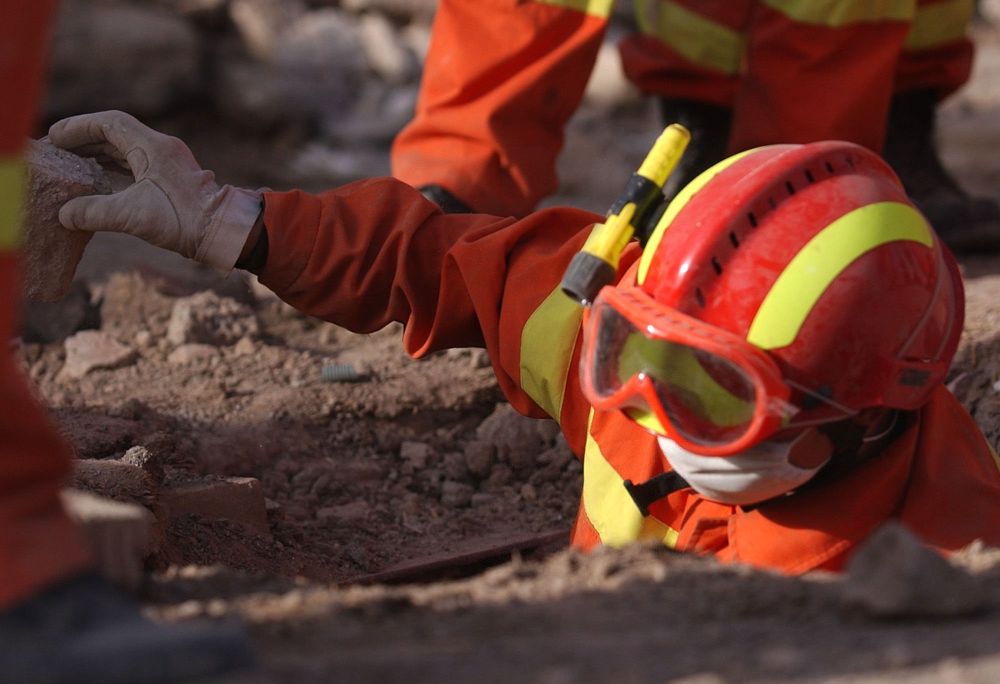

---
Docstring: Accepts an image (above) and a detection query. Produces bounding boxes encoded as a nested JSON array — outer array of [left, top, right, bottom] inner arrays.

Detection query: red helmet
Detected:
[[581, 141, 964, 455]]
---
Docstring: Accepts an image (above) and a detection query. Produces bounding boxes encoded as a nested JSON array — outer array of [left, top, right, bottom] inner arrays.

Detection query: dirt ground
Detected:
[[20, 9, 1000, 684]]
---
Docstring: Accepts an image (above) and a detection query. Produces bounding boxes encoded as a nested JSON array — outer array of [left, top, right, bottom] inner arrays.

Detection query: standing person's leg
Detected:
[[0, 4, 258, 681], [619, 0, 753, 196], [731, 1, 914, 154], [0, 0, 93, 612], [391, 0, 610, 217], [885, 0, 1000, 250]]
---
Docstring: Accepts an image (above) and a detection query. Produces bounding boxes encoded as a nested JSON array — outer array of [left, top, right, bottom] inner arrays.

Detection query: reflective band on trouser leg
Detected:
[[747, 202, 934, 350], [582, 411, 680, 547], [0, 157, 26, 251], [519, 285, 585, 420], [632, 0, 744, 75], [761, 0, 915, 26], [904, 0, 973, 50], [534, 0, 615, 18]]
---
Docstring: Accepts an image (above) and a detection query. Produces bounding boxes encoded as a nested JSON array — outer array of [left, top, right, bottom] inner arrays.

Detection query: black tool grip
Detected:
[[561, 252, 617, 306]]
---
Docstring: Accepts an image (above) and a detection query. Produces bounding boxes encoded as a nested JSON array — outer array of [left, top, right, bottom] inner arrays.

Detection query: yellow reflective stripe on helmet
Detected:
[[747, 201, 933, 350], [638, 149, 757, 285], [633, 0, 744, 75], [761, 0, 914, 26], [904, 0, 973, 51], [534, 0, 615, 18], [582, 410, 680, 547], [0, 157, 27, 251], [520, 285, 585, 420]]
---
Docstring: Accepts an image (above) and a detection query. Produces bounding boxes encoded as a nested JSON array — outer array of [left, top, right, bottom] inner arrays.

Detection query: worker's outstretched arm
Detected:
[[49, 111, 606, 437], [391, 0, 609, 216]]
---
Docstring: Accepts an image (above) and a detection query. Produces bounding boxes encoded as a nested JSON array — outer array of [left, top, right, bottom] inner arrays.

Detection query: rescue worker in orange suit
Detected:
[[0, 4, 256, 683], [391, 0, 1000, 251], [48, 109, 1000, 573]]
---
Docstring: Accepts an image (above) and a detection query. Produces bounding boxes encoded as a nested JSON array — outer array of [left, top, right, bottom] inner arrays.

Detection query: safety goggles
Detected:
[[582, 286, 835, 456]]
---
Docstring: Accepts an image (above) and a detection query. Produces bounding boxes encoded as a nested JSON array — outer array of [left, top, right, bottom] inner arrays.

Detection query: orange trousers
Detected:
[[392, 0, 974, 217], [0, 1, 92, 610]]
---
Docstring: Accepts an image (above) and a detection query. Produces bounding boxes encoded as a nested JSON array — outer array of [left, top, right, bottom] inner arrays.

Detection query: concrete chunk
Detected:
[[163, 476, 270, 536], [60, 330, 137, 379], [22, 140, 111, 303]]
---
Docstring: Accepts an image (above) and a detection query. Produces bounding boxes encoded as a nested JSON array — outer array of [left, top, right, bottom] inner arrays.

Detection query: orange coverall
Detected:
[[258, 179, 1000, 573], [392, 0, 975, 217], [0, 1, 92, 610]]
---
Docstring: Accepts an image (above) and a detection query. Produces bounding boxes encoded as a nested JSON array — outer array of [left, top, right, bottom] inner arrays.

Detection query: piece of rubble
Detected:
[[62, 488, 153, 592], [316, 500, 369, 524], [167, 290, 259, 346], [168, 343, 220, 365], [73, 459, 158, 509], [163, 477, 270, 536], [229, 0, 307, 60], [121, 445, 165, 483], [441, 481, 474, 508], [358, 12, 419, 85], [476, 403, 546, 474], [60, 330, 137, 379], [841, 522, 986, 618], [22, 140, 111, 303]]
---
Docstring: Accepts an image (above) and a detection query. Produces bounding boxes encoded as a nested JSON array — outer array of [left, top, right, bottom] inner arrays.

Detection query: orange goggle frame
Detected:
[[581, 286, 803, 456]]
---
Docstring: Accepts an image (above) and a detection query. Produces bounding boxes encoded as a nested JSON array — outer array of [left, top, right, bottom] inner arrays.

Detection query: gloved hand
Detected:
[[48, 110, 262, 272]]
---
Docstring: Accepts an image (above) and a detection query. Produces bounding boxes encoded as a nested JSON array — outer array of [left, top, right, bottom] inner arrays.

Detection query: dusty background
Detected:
[[18, 0, 1000, 681]]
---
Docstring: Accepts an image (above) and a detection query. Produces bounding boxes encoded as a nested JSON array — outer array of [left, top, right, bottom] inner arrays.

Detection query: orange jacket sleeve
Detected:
[[390, 0, 608, 217], [258, 178, 603, 421]]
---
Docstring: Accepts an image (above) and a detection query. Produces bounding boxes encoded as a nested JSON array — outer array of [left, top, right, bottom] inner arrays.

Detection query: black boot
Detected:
[[883, 89, 1000, 252], [657, 98, 732, 201], [418, 184, 473, 214], [0, 572, 260, 684]]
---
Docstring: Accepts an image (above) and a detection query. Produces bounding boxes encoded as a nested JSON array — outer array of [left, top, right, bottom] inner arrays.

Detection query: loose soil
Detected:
[[21, 17, 1000, 684]]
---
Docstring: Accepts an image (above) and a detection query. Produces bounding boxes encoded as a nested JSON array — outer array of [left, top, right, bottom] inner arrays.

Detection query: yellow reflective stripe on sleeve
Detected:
[[519, 285, 585, 420], [904, 0, 973, 51], [638, 148, 757, 285], [582, 410, 680, 547], [761, 0, 914, 26], [747, 202, 933, 350], [534, 0, 615, 18], [633, 0, 744, 75], [0, 157, 27, 251]]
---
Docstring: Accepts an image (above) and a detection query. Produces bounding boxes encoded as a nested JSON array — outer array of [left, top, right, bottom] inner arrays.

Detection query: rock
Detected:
[[163, 476, 270, 536], [167, 291, 259, 346], [476, 403, 546, 474], [45, 1, 201, 119], [440, 481, 474, 508], [60, 330, 137, 379], [22, 140, 111, 303], [441, 451, 468, 481], [841, 523, 986, 618], [463, 440, 494, 480], [233, 336, 257, 356], [72, 459, 157, 509], [229, 0, 307, 60], [61, 488, 153, 592], [316, 500, 369, 524], [168, 343, 220, 365], [358, 12, 419, 85], [99, 272, 176, 338], [400, 441, 431, 472], [121, 445, 164, 483], [21, 281, 94, 343]]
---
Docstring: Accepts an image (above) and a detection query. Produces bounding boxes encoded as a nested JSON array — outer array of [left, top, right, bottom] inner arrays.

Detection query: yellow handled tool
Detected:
[[561, 123, 690, 306]]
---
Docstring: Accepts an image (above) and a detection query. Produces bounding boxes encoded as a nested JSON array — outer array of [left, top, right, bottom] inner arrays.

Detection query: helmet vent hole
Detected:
[[768, 197, 777, 210], [846, 156, 856, 169], [695, 288, 706, 308], [747, 212, 758, 228], [804, 169, 815, 184], [785, 181, 796, 196], [711, 256, 723, 274], [729, 232, 740, 248], [825, 161, 835, 174]]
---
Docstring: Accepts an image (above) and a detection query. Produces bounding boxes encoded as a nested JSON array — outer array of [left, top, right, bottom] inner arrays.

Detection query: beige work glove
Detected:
[[48, 110, 262, 272]]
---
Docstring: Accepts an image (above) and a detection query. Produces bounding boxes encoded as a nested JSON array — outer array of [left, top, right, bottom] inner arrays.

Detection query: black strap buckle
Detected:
[[623, 471, 689, 517]]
